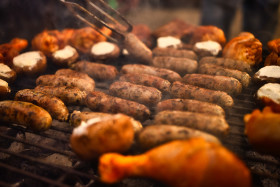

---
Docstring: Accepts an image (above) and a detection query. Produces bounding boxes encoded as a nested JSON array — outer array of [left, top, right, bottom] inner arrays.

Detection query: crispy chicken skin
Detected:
[[222, 32, 262, 66], [267, 38, 280, 54], [32, 30, 65, 56], [181, 25, 226, 47], [244, 107, 280, 156], [99, 138, 251, 187], [0, 38, 28, 66]]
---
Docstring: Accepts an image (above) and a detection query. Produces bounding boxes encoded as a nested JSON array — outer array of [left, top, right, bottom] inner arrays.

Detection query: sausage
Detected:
[[121, 64, 182, 82], [152, 56, 198, 75], [85, 91, 150, 121], [34, 85, 87, 106], [183, 74, 242, 95], [198, 63, 251, 87], [199, 56, 252, 73], [152, 47, 197, 60], [109, 81, 162, 106], [55, 68, 93, 82], [156, 98, 225, 116], [154, 110, 229, 136], [170, 81, 234, 108], [137, 124, 221, 150], [36, 74, 95, 93], [71, 60, 118, 81], [123, 32, 153, 64], [14, 89, 69, 121], [0, 100, 52, 131], [70, 110, 143, 133], [119, 73, 171, 93]]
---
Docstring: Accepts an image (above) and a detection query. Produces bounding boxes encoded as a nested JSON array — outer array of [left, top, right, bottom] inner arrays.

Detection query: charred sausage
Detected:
[[119, 73, 171, 93], [85, 91, 150, 121], [156, 98, 225, 116], [199, 56, 252, 73], [152, 56, 198, 75], [170, 81, 234, 108], [154, 110, 229, 136], [36, 74, 95, 93], [34, 85, 87, 106], [71, 60, 118, 81], [55, 68, 93, 82], [183, 74, 242, 95], [152, 47, 197, 60], [198, 63, 251, 87], [0, 100, 52, 131], [121, 64, 182, 82], [137, 124, 220, 150], [109, 81, 162, 106], [15, 89, 69, 121]]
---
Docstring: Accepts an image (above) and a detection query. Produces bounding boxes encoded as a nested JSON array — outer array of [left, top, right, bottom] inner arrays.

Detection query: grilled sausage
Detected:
[[170, 81, 234, 108], [152, 47, 197, 60], [121, 64, 181, 82], [152, 56, 198, 75], [123, 32, 153, 64], [70, 110, 143, 133], [0, 100, 52, 131], [199, 56, 252, 73], [183, 74, 242, 95], [198, 63, 251, 87], [137, 124, 221, 150], [15, 89, 69, 121], [119, 73, 171, 93], [34, 85, 87, 105], [86, 91, 150, 121], [36, 74, 95, 93], [55, 68, 93, 82], [109, 81, 162, 106], [71, 60, 118, 81], [156, 98, 225, 116], [154, 110, 229, 136]]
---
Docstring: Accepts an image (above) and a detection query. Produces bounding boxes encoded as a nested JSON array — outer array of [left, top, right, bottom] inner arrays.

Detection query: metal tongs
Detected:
[[60, 0, 153, 63]]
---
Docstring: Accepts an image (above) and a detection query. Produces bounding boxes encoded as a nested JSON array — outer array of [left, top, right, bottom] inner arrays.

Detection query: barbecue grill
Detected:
[[0, 1, 280, 187]]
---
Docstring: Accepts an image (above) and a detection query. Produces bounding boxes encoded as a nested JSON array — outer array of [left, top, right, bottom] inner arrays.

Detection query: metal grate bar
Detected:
[[0, 148, 98, 180], [0, 162, 70, 187], [0, 133, 75, 157]]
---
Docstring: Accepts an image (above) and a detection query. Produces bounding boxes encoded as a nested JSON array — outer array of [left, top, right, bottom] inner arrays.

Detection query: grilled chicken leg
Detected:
[[99, 138, 251, 187]]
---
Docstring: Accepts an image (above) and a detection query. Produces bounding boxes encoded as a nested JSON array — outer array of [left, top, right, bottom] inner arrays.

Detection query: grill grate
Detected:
[[0, 63, 280, 187]]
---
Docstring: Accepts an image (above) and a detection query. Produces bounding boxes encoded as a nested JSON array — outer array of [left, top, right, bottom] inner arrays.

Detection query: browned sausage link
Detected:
[[124, 32, 153, 64], [137, 124, 221, 150], [15, 89, 69, 121], [36, 74, 95, 93], [156, 98, 225, 116], [85, 91, 150, 121], [199, 56, 252, 73], [152, 56, 198, 75], [55, 68, 94, 82], [120, 64, 182, 82], [198, 63, 251, 87], [70, 60, 119, 81], [170, 81, 234, 108], [34, 86, 87, 106], [183, 74, 242, 95], [152, 47, 198, 60], [154, 110, 229, 136], [0, 100, 52, 131], [109, 81, 162, 106], [119, 73, 171, 93], [70, 110, 111, 127]]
